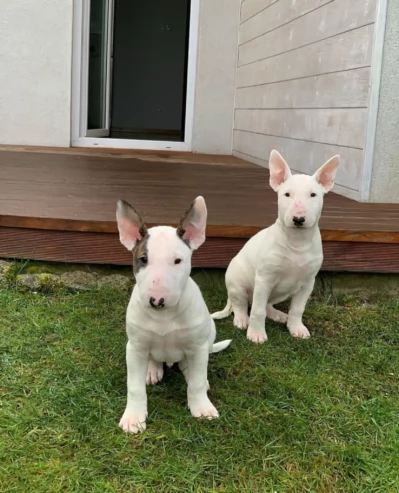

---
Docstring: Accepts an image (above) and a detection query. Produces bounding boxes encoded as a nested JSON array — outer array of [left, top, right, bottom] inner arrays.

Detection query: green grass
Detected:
[[1, 272, 399, 492]]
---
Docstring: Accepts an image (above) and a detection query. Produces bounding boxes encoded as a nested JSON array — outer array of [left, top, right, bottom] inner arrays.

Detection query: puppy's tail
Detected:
[[211, 299, 232, 320], [212, 339, 232, 353]]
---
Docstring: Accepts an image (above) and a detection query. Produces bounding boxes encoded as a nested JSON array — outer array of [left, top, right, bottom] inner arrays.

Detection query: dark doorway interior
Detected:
[[110, 0, 190, 141]]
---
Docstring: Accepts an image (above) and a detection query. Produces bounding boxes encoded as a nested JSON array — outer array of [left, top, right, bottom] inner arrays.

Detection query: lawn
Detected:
[[1, 271, 399, 492]]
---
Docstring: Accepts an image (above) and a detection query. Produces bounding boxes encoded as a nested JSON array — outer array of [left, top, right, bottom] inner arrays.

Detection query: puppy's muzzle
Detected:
[[149, 296, 165, 309], [293, 216, 305, 227]]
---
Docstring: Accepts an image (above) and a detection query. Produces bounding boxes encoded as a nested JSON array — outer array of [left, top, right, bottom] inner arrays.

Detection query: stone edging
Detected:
[[0, 261, 133, 292]]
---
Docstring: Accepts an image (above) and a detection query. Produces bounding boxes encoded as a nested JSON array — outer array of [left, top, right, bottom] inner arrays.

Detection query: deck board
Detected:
[[0, 147, 398, 272], [1, 148, 399, 240]]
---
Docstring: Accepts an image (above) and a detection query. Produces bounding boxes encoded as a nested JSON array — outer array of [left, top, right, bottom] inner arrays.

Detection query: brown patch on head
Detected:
[[132, 233, 150, 276], [176, 200, 195, 247]]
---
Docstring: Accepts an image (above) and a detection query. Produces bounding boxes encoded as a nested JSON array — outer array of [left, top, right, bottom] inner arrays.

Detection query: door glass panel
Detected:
[[110, 0, 190, 141], [87, 0, 110, 130]]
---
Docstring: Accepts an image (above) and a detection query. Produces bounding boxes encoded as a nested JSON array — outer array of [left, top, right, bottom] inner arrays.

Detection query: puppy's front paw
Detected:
[[119, 410, 147, 433], [289, 324, 310, 339], [146, 360, 164, 385], [247, 324, 268, 344], [189, 397, 219, 419], [233, 312, 249, 330]]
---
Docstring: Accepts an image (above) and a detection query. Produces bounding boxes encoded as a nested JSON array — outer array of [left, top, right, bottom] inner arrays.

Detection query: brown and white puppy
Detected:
[[116, 196, 231, 433]]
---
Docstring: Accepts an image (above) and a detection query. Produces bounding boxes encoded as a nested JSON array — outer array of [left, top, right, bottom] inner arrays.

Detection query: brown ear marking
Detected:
[[118, 199, 148, 240], [132, 233, 150, 276], [176, 200, 195, 247]]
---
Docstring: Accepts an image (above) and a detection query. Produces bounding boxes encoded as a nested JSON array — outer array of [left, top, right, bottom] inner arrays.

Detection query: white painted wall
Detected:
[[192, 0, 240, 154], [0, 0, 240, 154], [0, 1, 73, 147], [369, 0, 399, 203]]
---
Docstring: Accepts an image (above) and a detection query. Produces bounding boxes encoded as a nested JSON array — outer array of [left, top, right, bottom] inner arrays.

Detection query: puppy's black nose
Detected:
[[149, 297, 165, 308], [293, 216, 305, 227]]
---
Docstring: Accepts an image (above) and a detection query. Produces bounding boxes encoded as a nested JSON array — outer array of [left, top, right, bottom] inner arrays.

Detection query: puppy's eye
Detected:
[[284, 192, 290, 197], [140, 255, 148, 264], [174, 259, 182, 265], [310, 193, 316, 197]]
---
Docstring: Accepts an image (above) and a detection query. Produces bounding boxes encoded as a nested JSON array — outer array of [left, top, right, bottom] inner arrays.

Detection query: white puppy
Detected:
[[116, 196, 231, 433], [212, 150, 339, 344]]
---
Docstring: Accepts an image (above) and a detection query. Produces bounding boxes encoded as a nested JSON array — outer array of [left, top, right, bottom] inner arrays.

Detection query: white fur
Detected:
[[212, 150, 340, 344], [116, 197, 231, 433]]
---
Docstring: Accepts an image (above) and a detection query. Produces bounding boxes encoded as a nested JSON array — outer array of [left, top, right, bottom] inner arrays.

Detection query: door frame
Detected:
[[71, 0, 199, 151]]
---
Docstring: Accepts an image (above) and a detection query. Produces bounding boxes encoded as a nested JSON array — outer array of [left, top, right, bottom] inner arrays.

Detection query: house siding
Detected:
[[233, 0, 378, 200]]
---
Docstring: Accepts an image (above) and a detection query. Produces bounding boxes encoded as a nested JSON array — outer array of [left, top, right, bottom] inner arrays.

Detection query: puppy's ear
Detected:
[[313, 155, 340, 193], [176, 196, 207, 250], [116, 200, 148, 250], [269, 150, 292, 191]]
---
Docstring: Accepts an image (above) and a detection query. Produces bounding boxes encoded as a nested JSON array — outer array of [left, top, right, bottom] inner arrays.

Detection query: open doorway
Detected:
[[73, 0, 197, 150]]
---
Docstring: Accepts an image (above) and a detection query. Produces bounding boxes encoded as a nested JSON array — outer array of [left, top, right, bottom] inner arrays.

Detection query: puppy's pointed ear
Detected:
[[269, 150, 292, 191], [313, 155, 340, 193], [176, 196, 207, 250], [116, 200, 148, 250]]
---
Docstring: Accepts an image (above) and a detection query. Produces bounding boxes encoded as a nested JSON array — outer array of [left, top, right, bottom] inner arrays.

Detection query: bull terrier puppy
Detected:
[[212, 150, 340, 344], [116, 196, 231, 433]]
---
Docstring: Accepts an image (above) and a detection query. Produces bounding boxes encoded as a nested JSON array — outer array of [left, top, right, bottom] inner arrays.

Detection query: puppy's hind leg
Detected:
[[266, 303, 288, 324], [287, 279, 314, 339], [230, 286, 250, 330], [146, 357, 164, 385]]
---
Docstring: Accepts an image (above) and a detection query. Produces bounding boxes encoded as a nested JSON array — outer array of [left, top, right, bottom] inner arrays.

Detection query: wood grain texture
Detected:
[[0, 145, 254, 166], [233, 130, 363, 190], [321, 241, 399, 273], [0, 228, 246, 268], [235, 108, 367, 148], [1, 149, 399, 245], [238, 0, 377, 66], [239, 0, 333, 45], [241, 0, 278, 24], [235, 68, 371, 109], [237, 25, 374, 88], [1, 227, 398, 273]]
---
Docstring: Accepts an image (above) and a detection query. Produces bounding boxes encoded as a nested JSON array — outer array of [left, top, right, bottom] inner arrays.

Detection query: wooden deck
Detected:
[[1, 146, 399, 273]]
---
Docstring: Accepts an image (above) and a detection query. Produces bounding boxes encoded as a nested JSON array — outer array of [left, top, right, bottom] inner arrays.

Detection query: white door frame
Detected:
[[360, 0, 388, 201], [71, 0, 199, 151]]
